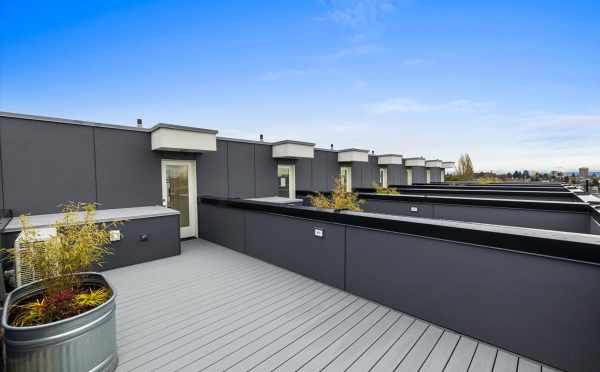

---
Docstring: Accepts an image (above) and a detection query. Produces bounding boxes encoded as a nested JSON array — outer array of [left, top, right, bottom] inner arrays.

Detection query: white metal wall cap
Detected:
[[151, 124, 218, 152], [443, 161, 455, 169], [272, 141, 315, 159], [378, 155, 403, 165], [404, 158, 426, 167], [338, 149, 369, 163], [426, 160, 443, 168]]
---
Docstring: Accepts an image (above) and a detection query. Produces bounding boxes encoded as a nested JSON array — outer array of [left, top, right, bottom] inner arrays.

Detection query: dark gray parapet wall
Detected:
[[198, 196, 600, 372], [384, 186, 578, 202], [356, 193, 594, 234]]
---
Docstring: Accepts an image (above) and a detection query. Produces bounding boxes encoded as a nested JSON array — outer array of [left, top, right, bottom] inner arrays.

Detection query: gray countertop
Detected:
[[4, 206, 179, 233]]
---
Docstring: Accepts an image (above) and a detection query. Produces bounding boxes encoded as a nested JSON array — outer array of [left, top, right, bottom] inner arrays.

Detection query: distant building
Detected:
[[579, 167, 589, 178]]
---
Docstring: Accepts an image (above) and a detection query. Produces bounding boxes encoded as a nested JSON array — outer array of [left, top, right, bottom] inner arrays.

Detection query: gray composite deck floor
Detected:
[[105, 239, 560, 372]]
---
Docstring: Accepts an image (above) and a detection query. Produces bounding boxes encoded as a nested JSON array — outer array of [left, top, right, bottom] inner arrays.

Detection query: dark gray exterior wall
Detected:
[[295, 158, 312, 191], [361, 199, 589, 233], [197, 202, 245, 252], [411, 166, 426, 184], [100, 215, 180, 270], [362, 199, 435, 219], [0, 117, 290, 216], [308, 150, 338, 192], [362, 156, 379, 187], [345, 226, 600, 372], [94, 127, 162, 209], [197, 140, 228, 197], [0, 117, 97, 214], [245, 211, 345, 289], [254, 144, 277, 197], [227, 142, 255, 198], [429, 167, 442, 183], [387, 164, 405, 185]]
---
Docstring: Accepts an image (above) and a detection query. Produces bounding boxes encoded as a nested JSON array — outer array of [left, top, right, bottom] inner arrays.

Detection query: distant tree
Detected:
[[506, 172, 512, 179], [455, 154, 474, 180], [513, 170, 522, 179], [523, 170, 530, 179]]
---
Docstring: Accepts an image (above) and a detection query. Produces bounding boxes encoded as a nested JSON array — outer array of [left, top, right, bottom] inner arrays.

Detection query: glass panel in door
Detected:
[[340, 167, 352, 192], [165, 164, 190, 227], [277, 165, 291, 198]]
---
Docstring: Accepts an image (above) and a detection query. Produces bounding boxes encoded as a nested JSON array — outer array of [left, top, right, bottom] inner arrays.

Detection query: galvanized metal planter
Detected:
[[1, 273, 117, 372]]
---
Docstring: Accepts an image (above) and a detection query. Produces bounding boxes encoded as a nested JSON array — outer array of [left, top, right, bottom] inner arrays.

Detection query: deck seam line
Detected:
[[343, 313, 404, 371], [118, 272, 312, 354], [271, 300, 371, 371], [319, 308, 392, 371], [231, 296, 361, 372], [393, 323, 430, 371], [295, 304, 382, 371], [119, 278, 319, 367], [368, 317, 417, 371], [417, 328, 445, 372], [207, 292, 352, 371], [142, 280, 325, 370], [195, 290, 346, 371]]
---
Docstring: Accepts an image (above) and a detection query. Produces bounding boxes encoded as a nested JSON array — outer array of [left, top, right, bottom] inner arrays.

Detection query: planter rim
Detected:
[[1, 272, 116, 331]]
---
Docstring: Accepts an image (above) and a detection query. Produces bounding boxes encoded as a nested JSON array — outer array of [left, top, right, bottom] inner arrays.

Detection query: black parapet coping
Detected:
[[298, 189, 589, 212], [406, 184, 566, 192], [383, 186, 576, 199], [199, 196, 600, 266]]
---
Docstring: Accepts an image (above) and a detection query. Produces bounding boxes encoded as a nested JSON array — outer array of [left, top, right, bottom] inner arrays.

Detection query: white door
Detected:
[[162, 160, 197, 238], [441, 171, 445, 183], [379, 168, 388, 188], [426, 169, 431, 184], [406, 168, 413, 185], [277, 164, 296, 199], [340, 166, 352, 192]]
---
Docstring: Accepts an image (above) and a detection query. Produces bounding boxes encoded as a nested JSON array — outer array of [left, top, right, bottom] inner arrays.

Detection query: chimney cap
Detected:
[[136, 118, 143, 128]]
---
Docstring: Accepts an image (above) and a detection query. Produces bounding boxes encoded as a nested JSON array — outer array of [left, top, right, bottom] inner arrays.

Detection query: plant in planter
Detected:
[[1, 202, 121, 372], [372, 181, 400, 195], [309, 177, 364, 211]]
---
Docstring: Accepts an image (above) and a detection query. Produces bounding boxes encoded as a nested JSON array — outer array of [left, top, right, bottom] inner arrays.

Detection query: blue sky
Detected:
[[1, 0, 599, 172]]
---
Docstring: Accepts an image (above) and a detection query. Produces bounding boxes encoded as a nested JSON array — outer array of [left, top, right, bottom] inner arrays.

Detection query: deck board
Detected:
[[105, 238, 560, 372]]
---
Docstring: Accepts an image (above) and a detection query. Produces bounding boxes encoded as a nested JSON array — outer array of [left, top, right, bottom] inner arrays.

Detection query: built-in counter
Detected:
[[2, 206, 181, 270]]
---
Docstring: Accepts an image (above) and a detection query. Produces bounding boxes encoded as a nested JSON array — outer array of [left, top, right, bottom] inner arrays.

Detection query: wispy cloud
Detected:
[[522, 113, 600, 128], [255, 69, 307, 81], [320, 0, 396, 28], [363, 97, 496, 115], [402, 58, 435, 66], [321, 44, 383, 61]]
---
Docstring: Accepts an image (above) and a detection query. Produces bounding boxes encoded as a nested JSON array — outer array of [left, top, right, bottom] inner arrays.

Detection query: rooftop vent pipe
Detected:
[[136, 118, 143, 128], [330, 144, 334, 150], [260, 134, 264, 141]]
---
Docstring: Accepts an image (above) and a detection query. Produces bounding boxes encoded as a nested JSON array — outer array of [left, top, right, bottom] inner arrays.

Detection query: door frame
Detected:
[[161, 159, 197, 239], [340, 166, 352, 192], [277, 163, 296, 199], [379, 167, 388, 188]]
